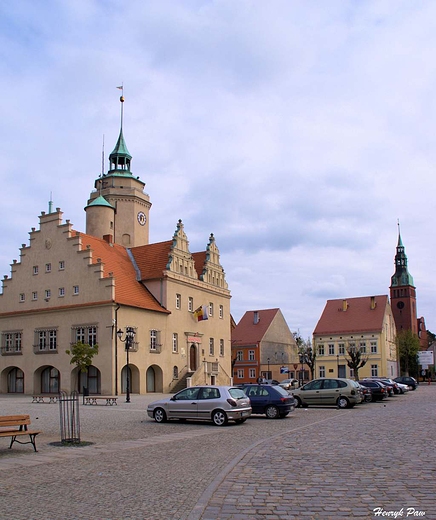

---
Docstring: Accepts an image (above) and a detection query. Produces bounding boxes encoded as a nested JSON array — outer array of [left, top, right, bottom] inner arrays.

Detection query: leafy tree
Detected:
[[344, 342, 368, 381], [396, 329, 420, 377], [66, 341, 99, 391]]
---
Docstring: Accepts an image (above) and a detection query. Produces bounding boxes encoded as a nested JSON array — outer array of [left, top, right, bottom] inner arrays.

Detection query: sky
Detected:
[[1, 1, 435, 339]]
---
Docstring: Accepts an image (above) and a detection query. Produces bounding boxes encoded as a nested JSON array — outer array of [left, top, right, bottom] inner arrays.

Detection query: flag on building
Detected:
[[194, 305, 208, 322]]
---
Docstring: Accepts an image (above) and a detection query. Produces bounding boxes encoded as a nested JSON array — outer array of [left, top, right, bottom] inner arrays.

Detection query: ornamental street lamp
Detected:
[[337, 354, 340, 377], [117, 326, 136, 403], [267, 357, 270, 379]]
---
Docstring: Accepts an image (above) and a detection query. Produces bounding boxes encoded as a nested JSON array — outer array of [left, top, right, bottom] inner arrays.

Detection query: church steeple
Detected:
[[108, 93, 132, 174], [391, 223, 414, 288], [390, 223, 417, 334]]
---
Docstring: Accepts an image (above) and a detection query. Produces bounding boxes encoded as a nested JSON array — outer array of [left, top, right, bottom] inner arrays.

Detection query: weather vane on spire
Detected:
[[116, 84, 125, 128]]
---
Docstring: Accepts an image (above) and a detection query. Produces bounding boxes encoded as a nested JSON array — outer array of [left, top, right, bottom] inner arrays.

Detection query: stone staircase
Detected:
[[171, 372, 194, 393]]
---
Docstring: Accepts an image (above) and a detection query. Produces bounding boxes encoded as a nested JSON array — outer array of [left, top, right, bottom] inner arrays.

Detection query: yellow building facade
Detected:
[[313, 295, 398, 380]]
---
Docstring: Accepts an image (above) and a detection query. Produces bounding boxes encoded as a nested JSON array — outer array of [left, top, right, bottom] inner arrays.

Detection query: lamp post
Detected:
[[117, 326, 136, 403], [267, 357, 270, 379], [337, 354, 339, 377]]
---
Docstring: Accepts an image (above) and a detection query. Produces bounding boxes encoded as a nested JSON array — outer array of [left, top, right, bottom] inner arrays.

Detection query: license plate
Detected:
[[242, 411, 250, 417]]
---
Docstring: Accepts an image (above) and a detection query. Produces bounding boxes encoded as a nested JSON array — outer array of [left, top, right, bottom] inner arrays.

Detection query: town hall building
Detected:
[[0, 96, 232, 396]]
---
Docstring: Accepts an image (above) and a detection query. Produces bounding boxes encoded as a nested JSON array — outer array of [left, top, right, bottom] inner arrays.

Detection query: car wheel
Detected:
[[235, 418, 247, 424], [265, 405, 280, 419], [337, 396, 350, 409], [212, 410, 228, 426], [294, 396, 303, 408], [154, 408, 167, 423]]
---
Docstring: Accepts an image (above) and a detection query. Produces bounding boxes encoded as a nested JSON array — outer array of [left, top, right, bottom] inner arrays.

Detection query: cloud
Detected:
[[1, 1, 436, 338]]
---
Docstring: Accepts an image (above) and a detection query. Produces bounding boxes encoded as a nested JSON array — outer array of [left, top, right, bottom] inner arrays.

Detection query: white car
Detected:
[[147, 386, 252, 426], [395, 382, 409, 394]]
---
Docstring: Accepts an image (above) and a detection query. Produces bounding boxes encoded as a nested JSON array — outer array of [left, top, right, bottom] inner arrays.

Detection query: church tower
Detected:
[[389, 226, 418, 335], [85, 93, 151, 246]]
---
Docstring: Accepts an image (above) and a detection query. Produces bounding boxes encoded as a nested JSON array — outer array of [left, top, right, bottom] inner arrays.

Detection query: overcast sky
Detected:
[[1, 1, 435, 339]]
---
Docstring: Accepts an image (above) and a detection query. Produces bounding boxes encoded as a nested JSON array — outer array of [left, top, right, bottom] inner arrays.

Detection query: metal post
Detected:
[[126, 335, 131, 403]]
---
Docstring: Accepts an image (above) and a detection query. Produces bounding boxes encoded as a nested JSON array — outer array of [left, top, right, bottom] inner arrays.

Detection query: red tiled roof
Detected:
[[313, 295, 389, 335], [192, 251, 206, 278], [79, 234, 168, 313], [130, 241, 173, 280], [232, 309, 280, 345]]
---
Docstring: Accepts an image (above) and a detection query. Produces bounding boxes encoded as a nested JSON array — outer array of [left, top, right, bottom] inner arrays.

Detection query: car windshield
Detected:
[[229, 388, 247, 399]]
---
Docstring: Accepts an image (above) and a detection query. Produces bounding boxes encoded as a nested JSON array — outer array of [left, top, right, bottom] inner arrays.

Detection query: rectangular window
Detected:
[[33, 266, 39, 275], [319, 365, 326, 378], [73, 326, 97, 346], [209, 338, 214, 356], [88, 326, 97, 347], [45, 290, 51, 299], [371, 364, 378, 377], [219, 305, 223, 319], [360, 342, 366, 354], [172, 333, 178, 353], [237, 369, 244, 379], [3, 332, 22, 353], [249, 368, 256, 378], [338, 343, 345, 355], [370, 341, 378, 353], [73, 285, 79, 295], [248, 350, 255, 361], [45, 263, 52, 273], [237, 350, 243, 361], [32, 292, 38, 301], [328, 344, 335, 355], [150, 330, 157, 351], [37, 329, 57, 351], [219, 339, 224, 357], [19, 293, 25, 302], [209, 302, 213, 317], [318, 344, 325, 355], [175, 294, 181, 310], [59, 287, 65, 297], [188, 297, 193, 312], [59, 261, 65, 270]]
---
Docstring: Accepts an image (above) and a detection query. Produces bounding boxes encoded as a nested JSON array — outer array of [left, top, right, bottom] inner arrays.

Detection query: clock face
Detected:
[[137, 211, 147, 226], [397, 301, 405, 309]]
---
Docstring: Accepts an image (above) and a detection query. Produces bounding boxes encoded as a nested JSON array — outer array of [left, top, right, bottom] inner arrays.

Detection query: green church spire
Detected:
[[108, 90, 132, 175]]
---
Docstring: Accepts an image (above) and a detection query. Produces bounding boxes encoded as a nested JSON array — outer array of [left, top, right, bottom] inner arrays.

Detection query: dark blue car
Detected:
[[239, 384, 295, 419]]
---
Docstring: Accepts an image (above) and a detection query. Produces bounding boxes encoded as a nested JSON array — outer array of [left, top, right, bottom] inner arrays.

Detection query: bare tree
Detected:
[[344, 341, 368, 381]]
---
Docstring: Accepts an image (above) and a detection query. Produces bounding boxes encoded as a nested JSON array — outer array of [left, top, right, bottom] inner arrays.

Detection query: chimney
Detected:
[[253, 311, 260, 324], [103, 234, 113, 244], [342, 300, 348, 312], [370, 296, 376, 310]]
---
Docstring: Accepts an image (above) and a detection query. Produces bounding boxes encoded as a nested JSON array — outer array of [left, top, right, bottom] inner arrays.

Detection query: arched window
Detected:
[[8, 367, 24, 393], [41, 367, 60, 393]]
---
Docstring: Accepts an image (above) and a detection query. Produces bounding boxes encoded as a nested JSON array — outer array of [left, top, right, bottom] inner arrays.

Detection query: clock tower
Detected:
[[389, 226, 417, 335], [85, 94, 151, 246]]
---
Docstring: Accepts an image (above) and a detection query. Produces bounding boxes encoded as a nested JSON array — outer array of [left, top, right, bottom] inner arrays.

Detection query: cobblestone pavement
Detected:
[[0, 385, 435, 519]]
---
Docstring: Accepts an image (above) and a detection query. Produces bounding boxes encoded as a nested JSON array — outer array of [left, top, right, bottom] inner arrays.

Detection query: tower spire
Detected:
[[109, 86, 132, 174]]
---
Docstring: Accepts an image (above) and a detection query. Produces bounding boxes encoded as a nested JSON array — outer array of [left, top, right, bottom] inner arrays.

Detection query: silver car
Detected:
[[292, 378, 362, 409], [147, 386, 252, 426]]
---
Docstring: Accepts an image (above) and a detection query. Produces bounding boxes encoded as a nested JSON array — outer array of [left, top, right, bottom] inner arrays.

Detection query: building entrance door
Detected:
[[189, 344, 197, 371]]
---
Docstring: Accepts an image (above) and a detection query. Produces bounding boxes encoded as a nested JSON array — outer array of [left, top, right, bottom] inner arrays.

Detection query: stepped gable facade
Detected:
[[0, 97, 231, 396]]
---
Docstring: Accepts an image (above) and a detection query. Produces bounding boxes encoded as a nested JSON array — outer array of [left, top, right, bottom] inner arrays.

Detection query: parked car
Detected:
[[239, 384, 295, 419], [147, 386, 252, 426], [394, 381, 409, 394], [356, 383, 372, 403], [279, 378, 299, 391], [376, 378, 401, 395], [291, 378, 362, 409], [364, 378, 395, 397], [394, 376, 418, 390], [358, 380, 388, 402]]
